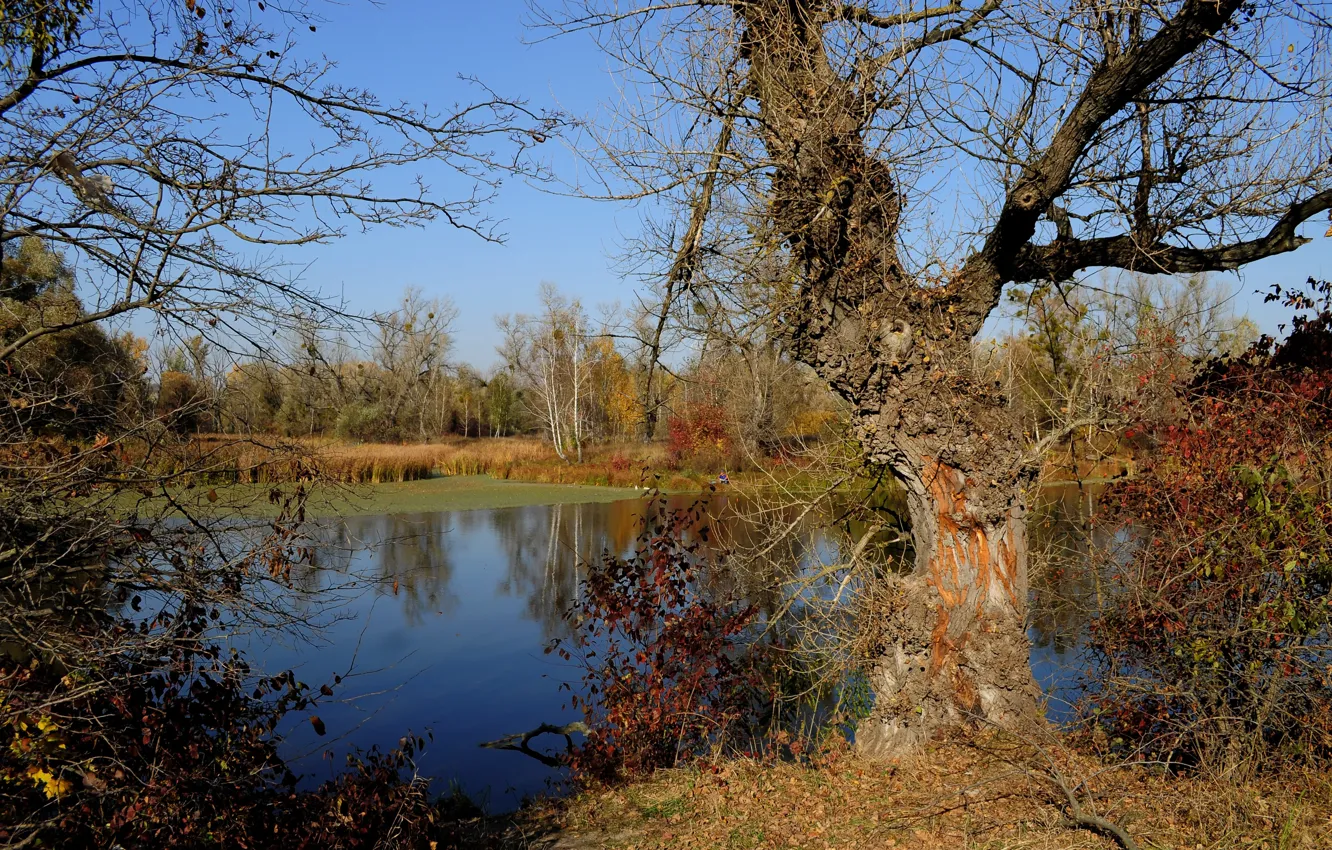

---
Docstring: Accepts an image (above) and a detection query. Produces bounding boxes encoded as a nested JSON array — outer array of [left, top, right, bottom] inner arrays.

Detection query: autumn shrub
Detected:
[[0, 603, 477, 849], [667, 404, 734, 471], [2, 618, 296, 847], [1085, 279, 1332, 780], [550, 494, 770, 784], [334, 402, 387, 442], [156, 369, 207, 433], [0, 440, 473, 847]]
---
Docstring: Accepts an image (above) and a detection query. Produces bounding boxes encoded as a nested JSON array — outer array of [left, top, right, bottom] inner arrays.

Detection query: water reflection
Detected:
[[489, 500, 645, 641], [1028, 483, 1109, 720], [241, 488, 1095, 810], [242, 494, 745, 810]]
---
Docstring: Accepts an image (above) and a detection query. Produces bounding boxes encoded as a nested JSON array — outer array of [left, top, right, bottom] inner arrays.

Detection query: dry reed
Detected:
[[175, 436, 719, 489]]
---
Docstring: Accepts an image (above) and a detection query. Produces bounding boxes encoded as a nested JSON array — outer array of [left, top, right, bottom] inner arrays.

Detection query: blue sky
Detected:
[[277, 0, 634, 369], [266, 1, 1332, 368]]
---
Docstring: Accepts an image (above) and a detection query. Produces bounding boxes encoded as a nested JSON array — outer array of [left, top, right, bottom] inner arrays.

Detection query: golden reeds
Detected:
[[173, 436, 699, 488], [148, 435, 789, 493]]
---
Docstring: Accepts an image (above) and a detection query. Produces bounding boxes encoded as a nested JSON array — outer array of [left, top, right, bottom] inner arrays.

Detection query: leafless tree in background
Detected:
[[537, 0, 1332, 757], [498, 284, 593, 461], [373, 288, 459, 439]]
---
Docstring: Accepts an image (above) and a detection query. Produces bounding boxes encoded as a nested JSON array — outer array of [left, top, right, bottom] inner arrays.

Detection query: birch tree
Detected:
[[498, 283, 592, 460]]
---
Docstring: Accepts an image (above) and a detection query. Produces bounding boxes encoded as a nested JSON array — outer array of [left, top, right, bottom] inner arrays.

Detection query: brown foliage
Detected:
[[551, 494, 770, 784]]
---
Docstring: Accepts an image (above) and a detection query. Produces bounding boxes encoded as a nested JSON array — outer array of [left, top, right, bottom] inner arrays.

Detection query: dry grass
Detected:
[[526, 737, 1331, 850], [312, 437, 703, 487], [182, 435, 786, 490], [315, 437, 552, 483]]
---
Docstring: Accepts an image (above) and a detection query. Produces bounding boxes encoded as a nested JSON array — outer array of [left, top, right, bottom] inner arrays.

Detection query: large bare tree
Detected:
[[539, 0, 1332, 756]]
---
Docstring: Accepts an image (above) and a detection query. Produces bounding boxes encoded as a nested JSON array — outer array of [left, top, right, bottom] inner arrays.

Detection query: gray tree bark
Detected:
[[551, 0, 1332, 755], [730, 0, 1302, 753]]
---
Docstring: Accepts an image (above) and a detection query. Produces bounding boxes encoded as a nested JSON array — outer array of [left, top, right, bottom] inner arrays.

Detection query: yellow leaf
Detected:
[[44, 774, 72, 799], [27, 767, 69, 799]]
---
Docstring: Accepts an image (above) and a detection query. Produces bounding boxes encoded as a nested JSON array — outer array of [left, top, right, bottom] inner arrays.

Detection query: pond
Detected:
[[238, 486, 1099, 811], [240, 494, 691, 810]]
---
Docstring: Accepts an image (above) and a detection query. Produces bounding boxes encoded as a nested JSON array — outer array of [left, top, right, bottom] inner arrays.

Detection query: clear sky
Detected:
[[267, 1, 1332, 369], [275, 0, 634, 371]]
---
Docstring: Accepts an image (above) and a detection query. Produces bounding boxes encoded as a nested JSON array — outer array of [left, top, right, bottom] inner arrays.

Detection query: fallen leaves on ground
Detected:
[[527, 735, 1331, 850]]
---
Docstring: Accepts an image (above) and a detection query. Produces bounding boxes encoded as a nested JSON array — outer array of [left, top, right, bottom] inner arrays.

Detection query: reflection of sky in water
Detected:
[[1027, 483, 1116, 724], [1030, 633, 1082, 724], [234, 499, 657, 811], [230, 488, 1099, 811]]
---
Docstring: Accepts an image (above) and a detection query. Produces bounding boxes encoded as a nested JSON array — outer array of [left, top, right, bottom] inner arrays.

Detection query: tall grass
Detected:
[[156, 435, 808, 493], [176, 436, 712, 488], [317, 438, 552, 483]]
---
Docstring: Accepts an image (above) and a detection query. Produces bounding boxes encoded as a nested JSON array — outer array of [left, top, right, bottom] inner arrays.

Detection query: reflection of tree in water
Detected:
[[493, 497, 762, 638], [288, 522, 357, 596], [492, 500, 646, 640], [491, 494, 844, 639], [290, 514, 461, 628], [708, 494, 826, 615], [1028, 485, 1116, 652], [281, 495, 872, 645], [362, 513, 460, 627]]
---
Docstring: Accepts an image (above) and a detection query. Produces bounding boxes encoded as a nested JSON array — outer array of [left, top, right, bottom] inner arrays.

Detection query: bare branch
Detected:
[[830, 2, 963, 30], [1013, 188, 1332, 280], [966, 0, 1249, 317]]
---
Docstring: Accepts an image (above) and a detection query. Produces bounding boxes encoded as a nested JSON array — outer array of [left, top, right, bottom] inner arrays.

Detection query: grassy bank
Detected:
[[525, 739, 1329, 850], [182, 435, 801, 491], [111, 433, 891, 521], [115, 474, 646, 520]]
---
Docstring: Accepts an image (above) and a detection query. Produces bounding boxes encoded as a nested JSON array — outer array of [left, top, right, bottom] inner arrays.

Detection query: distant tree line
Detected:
[[9, 234, 1255, 471], [127, 279, 840, 461]]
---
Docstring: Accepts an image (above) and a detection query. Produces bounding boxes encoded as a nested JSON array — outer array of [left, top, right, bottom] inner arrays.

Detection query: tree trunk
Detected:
[[639, 93, 737, 443], [730, 0, 1049, 755], [641, 292, 670, 443], [856, 456, 1040, 759]]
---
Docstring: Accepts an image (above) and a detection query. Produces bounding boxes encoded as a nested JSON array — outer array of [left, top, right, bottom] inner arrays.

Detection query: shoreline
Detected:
[[112, 474, 654, 520]]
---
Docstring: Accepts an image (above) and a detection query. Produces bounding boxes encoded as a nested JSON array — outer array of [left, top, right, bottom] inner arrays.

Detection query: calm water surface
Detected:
[[242, 489, 1097, 810], [244, 496, 687, 809]]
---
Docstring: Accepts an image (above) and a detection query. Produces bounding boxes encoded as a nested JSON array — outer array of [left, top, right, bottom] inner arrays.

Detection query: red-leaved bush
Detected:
[[1086, 279, 1332, 779], [666, 404, 733, 470], [550, 494, 768, 784], [608, 451, 631, 473]]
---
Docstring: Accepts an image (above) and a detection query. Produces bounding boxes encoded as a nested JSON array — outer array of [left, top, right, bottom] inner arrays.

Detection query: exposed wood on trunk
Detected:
[[729, 0, 1285, 756]]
